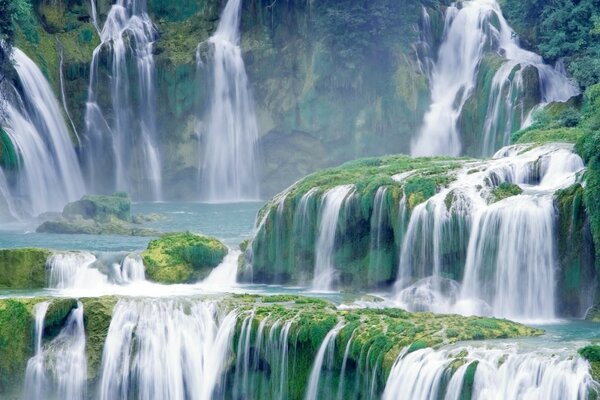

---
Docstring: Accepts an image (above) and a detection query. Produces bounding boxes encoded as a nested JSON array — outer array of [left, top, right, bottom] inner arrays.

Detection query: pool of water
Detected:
[[0, 201, 262, 251]]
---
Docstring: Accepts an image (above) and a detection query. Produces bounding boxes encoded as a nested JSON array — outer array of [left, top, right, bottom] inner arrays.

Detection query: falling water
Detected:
[[395, 144, 584, 320], [24, 302, 87, 400], [202, 249, 239, 287], [199, 0, 260, 202], [411, 0, 578, 157], [98, 299, 237, 400], [1, 49, 85, 217], [383, 345, 596, 400], [47, 252, 106, 289], [313, 185, 354, 290], [305, 322, 345, 400], [84, 0, 162, 200], [368, 187, 390, 273]]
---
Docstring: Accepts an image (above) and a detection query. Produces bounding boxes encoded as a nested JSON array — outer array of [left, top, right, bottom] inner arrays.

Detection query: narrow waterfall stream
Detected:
[[1, 49, 85, 218], [199, 0, 260, 202], [411, 0, 578, 157], [313, 185, 355, 290], [84, 0, 162, 200]]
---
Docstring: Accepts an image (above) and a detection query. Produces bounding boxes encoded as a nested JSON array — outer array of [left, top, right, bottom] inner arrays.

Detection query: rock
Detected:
[[489, 182, 523, 203], [142, 232, 228, 284], [36, 215, 160, 237], [62, 192, 131, 222], [0, 248, 50, 289], [578, 345, 600, 381]]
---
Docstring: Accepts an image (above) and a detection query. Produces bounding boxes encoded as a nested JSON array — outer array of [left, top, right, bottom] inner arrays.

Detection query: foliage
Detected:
[[501, 0, 600, 88], [0, 248, 50, 289], [578, 345, 600, 381], [142, 232, 228, 284]]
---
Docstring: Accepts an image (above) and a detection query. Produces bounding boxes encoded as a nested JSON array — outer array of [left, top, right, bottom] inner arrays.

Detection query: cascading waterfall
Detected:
[[199, 0, 260, 202], [84, 0, 162, 200], [98, 299, 237, 400], [383, 345, 596, 400], [394, 144, 584, 320], [47, 251, 147, 290], [411, 0, 578, 157], [369, 187, 391, 273], [24, 302, 87, 400], [1, 49, 85, 218], [305, 322, 345, 400], [313, 185, 354, 290]]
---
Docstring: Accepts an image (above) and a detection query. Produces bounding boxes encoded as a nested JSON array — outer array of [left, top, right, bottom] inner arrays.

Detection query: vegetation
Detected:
[[578, 345, 600, 381], [490, 182, 523, 203], [0, 294, 541, 398], [0, 248, 50, 289], [142, 232, 228, 284]]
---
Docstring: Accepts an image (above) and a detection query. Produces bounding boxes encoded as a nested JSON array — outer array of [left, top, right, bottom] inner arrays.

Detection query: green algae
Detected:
[[0, 248, 50, 289]]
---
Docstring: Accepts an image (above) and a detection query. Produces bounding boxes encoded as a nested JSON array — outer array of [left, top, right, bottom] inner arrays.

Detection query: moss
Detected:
[[0, 128, 19, 171], [79, 296, 117, 381], [36, 215, 160, 236], [142, 232, 228, 284], [0, 299, 36, 395], [62, 192, 131, 222], [578, 345, 600, 382], [490, 182, 523, 203], [0, 248, 50, 289], [43, 298, 78, 339]]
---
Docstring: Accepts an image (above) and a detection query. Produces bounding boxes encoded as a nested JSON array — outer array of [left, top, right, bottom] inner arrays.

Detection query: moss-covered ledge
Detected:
[[0, 294, 541, 398], [0, 248, 51, 289]]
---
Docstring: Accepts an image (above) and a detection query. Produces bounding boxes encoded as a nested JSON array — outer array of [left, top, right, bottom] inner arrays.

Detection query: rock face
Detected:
[[0, 295, 542, 398], [36, 193, 160, 236], [142, 232, 228, 283], [0, 248, 50, 289], [6, 0, 570, 199]]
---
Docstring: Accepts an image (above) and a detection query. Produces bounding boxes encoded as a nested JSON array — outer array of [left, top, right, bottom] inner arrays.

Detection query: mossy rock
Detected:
[[578, 345, 600, 381], [490, 182, 523, 203], [62, 192, 131, 222], [43, 298, 78, 339], [0, 248, 50, 289], [142, 232, 228, 284], [36, 215, 160, 236]]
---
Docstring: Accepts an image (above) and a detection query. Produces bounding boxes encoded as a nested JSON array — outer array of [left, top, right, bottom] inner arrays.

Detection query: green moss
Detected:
[[578, 345, 600, 382], [142, 232, 228, 284], [80, 297, 117, 381], [490, 182, 523, 203], [0, 248, 50, 289], [62, 193, 131, 222], [0, 128, 19, 171]]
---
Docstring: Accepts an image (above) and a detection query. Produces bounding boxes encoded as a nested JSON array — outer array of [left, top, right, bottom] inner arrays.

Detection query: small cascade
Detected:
[[117, 253, 146, 283], [202, 249, 239, 287], [24, 301, 50, 399], [47, 251, 148, 290], [313, 185, 354, 290], [305, 322, 345, 400], [199, 0, 260, 202], [84, 0, 162, 200], [24, 302, 87, 400], [383, 345, 596, 400], [368, 187, 391, 274], [393, 143, 584, 320], [47, 252, 104, 289], [98, 299, 237, 400], [1, 49, 85, 217], [411, 0, 578, 157]]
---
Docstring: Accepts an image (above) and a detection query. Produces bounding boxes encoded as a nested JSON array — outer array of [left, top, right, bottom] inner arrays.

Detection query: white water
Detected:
[[394, 143, 584, 321], [313, 185, 354, 290], [383, 345, 596, 400], [305, 322, 345, 400], [411, 0, 578, 157], [84, 0, 162, 200], [24, 302, 87, 400], [199, 0, 260, 202], [369, 187, 390, 272], [98, 299, 237, 400], [202, 249, 240, 287], [1, 49, 85, 217]]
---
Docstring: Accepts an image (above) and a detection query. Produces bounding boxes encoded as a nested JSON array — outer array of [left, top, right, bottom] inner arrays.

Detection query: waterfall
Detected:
[[47, 252, 106, 289], [368, 187, 390, 273], [98, 299, 237, 400], [47, 251, 148, 290], [313, 185, 354, 290], [411, 0, 578, 157], [24, 302, 87, 400], [383, 345, 596, 400], [24, 301, 50, 399], [1, 49, 85, 217], [84, 0, 162, 200], [202, 249, 239, 287], [199, 0, 260, 202], [305, 322, 345, 400], [394, 144, 584, 320]]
